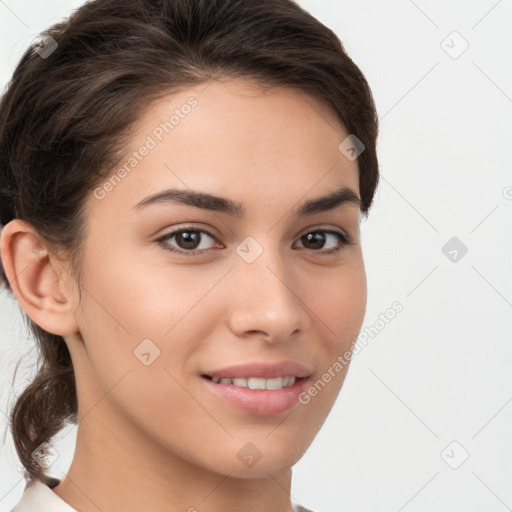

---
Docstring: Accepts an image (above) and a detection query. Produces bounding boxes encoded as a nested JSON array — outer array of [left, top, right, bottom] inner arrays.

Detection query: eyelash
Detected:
[[155, 226, 353, 257]]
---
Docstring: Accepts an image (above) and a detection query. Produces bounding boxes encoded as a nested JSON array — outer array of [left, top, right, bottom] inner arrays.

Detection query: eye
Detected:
[[294, 229, 352, 254], [156, 226, 353, 256], [156, 227, 219, 255]]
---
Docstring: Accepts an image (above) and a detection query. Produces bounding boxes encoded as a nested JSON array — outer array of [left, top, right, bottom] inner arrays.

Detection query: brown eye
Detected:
[[157, 228, 218, 255], [294, 230, 351, 254]]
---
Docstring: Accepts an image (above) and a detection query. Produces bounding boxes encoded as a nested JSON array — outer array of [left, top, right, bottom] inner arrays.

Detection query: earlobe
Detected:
[[0, 219, 79, 336]]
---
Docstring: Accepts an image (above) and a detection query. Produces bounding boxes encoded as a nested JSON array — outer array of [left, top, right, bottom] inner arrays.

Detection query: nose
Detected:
[[226, 242, 311, 343]]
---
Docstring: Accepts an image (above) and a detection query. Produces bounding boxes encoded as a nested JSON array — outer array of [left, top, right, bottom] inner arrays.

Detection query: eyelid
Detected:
[[299, 223, 351, 238]]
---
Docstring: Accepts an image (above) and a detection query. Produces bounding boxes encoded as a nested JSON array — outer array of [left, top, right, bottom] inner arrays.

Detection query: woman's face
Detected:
[[67, 78, 367, 479]]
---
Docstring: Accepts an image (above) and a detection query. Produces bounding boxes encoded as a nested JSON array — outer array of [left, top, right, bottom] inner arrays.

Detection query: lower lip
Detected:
[[201, 376, 309, 416]]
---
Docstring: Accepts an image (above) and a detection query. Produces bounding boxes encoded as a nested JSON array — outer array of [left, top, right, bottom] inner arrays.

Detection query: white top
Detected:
[[9, 473, 315, 512], [9, 474, 75, 512]]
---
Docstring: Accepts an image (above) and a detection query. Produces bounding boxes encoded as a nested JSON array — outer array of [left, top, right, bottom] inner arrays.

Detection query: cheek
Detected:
[[75, 247, 221, 383], [297, 266, 366, 432], [301, 258, 366, 408], [307, 258, 367, 346], [73, 257, 211, 435]]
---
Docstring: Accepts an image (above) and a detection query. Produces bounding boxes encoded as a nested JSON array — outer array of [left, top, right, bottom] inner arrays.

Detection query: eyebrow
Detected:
[[134, 185, 362, 217]]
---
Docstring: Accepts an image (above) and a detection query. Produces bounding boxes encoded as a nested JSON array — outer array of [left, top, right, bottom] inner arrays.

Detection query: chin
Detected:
[[196, 442, 303, 480]]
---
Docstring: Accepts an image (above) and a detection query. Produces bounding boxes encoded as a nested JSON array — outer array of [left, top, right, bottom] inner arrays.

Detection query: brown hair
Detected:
[[0, 0, 380, 485]]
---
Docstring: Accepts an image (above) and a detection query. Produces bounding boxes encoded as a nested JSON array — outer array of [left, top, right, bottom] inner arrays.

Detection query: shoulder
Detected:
[[9, 473, 76, 512]]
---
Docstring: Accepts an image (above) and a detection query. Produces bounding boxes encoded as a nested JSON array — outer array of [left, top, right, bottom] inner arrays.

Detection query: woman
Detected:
[[0, 0, 379, 510]]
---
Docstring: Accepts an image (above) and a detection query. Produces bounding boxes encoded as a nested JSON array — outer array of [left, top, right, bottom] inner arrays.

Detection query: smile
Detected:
[[201, 375, 309, 416], [204, 375, 296, 390]]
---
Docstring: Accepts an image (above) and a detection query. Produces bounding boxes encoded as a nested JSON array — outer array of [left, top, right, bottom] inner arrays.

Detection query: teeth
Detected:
[[210, 376, 296, 389], [262, 377, 281, 390]]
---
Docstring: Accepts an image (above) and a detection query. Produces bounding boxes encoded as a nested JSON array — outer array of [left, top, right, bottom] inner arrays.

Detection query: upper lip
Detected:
[[202, 361, 312, 379]]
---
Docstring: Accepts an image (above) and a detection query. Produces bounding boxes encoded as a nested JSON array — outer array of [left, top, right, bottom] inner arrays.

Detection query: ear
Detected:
[[0, 219, 80, 336]]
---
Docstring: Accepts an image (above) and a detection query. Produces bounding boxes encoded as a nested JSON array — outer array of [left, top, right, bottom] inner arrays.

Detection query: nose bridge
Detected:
[[236, 234, 292, 296], [227, 235, 308, 338]]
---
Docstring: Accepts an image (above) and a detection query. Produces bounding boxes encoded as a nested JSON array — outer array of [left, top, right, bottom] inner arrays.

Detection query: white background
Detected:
[[1, 1, 511, 511]]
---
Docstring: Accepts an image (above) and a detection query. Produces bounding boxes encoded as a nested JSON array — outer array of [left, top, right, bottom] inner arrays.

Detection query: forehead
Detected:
[[87, 78, 360, 219]]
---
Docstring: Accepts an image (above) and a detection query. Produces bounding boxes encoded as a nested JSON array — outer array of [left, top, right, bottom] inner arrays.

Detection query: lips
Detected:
[[200, 360, 312, 415], [202, 373, 309, 416], [201, 360, 312, 380]]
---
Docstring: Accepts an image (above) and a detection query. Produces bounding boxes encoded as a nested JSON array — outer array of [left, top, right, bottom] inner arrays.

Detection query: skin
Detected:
[[1, 77, 367, 512]]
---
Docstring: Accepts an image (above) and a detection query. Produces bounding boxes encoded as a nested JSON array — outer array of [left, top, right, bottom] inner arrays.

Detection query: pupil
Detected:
[[304, 232, 325, 249], [178, 231, 200, 249]]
